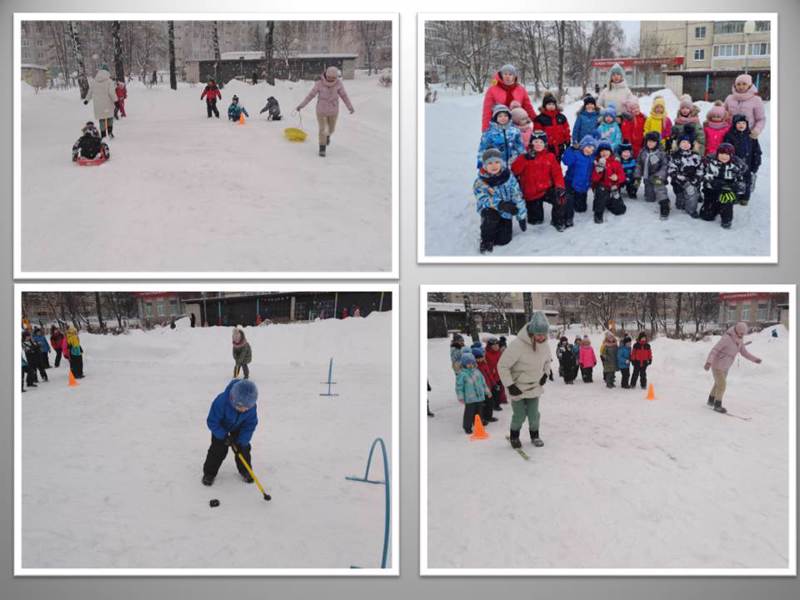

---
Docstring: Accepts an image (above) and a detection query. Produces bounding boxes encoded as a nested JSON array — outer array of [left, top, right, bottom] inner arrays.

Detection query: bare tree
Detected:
[[212, 21, 221, 84], [112, 21, 125, 82], [568, 21, 625, 96], [428, 292, 448, 303], [553, 21, 568, 100], [263, 21, 275, 85], [426, 21, 496, 93], [69, 21, 89, 98], [168, 21, 177, 89], [357, 21, 382, 76]]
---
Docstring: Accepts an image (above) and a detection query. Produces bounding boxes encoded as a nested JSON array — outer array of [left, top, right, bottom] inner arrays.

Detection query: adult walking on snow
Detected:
[[83, 64, 118, 138], [704, 322, 762, 414], [597, 63, 635, 115], [481, 64, 536, 133], [296, 66, 355, 158], [723, 73, 766, 139], [498, 312, 553, 450]]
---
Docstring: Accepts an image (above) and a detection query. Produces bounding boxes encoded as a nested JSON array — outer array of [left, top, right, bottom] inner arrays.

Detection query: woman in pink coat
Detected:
[[704, 322, 762, 413], [296, 66, 355, 158], [578, 336, 597, 383], [481, 64, 536, 132], [723, 73, 766, 138]]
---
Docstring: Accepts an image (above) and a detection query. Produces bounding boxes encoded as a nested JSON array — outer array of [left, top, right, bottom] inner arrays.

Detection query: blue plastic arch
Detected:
[[345, 437, 390, 569]]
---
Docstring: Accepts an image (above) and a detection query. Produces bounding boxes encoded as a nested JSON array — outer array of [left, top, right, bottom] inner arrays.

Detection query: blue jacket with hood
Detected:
[[206, 379, 259, 446]]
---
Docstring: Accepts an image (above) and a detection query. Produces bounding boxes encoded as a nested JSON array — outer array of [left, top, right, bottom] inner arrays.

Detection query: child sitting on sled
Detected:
[[71, 121, 110, 162]]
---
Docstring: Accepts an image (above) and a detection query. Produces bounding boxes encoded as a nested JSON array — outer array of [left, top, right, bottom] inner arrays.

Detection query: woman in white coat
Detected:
[[597, 63, 635, 114], [84, 64, 118, 138]]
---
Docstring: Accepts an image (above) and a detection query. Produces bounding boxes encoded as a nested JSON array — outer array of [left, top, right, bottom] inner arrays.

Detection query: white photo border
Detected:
[[13, 12, 400, 280], [14, 282, 400, 576], [416, 12, 779, 264], [419, 283, 796, 576]]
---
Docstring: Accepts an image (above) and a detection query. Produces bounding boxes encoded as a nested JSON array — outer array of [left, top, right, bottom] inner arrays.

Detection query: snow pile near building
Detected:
[[426, 329, 790, 569], [21, 312, 393, 569], [424, 88, 771, 258], [20, 77, 393, 272]]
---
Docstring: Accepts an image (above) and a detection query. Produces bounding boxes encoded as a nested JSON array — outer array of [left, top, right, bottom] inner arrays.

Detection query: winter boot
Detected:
[[202, 474, 214, 486], [480, 239, 494, 254], [594, 213, 604, 224], [566, 219, 574, 228], [707, 394, 715, 407], [721, 221, 732, 229], [319, 144, 326, 157], [509, 429, 522, 449], [531, 430, 544, 447], [713, 399, 727, 414]]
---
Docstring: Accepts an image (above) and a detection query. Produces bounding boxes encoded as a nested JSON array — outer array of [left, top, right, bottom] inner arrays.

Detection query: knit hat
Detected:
[[99, 63, 110, 72], [578, 135, 597, 150], [509, 100, 522, 110], [510, 107, 530, 125], [526, 311, 550, 336], [623, 97, 640, 113], [560, 336, 568, 343], [623, 335, 632, 344], [230, 379, 258, 410], [499, 64, 517, 78], [530, 129, 548, 146], [637, 332, 647, 341], [735, 73, 753, 88], [232, 95, 239, 102], [678, 124, 697, 144], [452, 333, 464, 343], [583, 95, 597, 108], [707, 101, 726, 121], [498, 336, 507, 348], [609, 63, 625, 81], [542, 93, 557, 109], [717, 142, 735, 157], [644, 130, 661, 145], [491, 104, 511, 122], [481, 148, 504, 166], [471, 346, 485, 358], [600, 106, 617, 120], [651, 96, 666, 113], [487, 337, 499, 345], [325, 66, 339, 79], [596, 140, 613, 155], [734, 321, 749, 336], [678, 94, 694, 112], [732, 113, 749, 127], [471, 341, 483, 349], [461, 353, 477, 367], [618, 141, 633, 155]]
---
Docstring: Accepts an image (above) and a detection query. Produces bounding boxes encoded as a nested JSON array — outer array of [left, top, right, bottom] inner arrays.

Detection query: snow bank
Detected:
[[425, 89, 771, 258], [426, 331, 790, 569], [21, 312, 393, 569]]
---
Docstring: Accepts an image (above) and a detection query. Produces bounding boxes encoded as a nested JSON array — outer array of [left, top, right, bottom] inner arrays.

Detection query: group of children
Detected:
[[556, 331, 653, 389], [474, 83, 763, 253], [20, 324, 83, 391]]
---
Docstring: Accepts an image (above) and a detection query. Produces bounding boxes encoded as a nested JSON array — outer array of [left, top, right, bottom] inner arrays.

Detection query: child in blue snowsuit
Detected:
[[618, 141, 638, 198], [32, 327, 51, 369], [617, 336, 632, 388], [227, 95, 250, 121], [596, 106, 622, 153], [202, 379, 259, 486], [572, 95, 599, 145], [476, 104, 525, 169], [456, 353, 491, 434], [562, 135, 597, 213], [474, 148, 527, 253]]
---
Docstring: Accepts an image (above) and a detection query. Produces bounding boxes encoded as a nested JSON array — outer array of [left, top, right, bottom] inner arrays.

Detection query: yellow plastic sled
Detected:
[[283, 112, 308, 142]]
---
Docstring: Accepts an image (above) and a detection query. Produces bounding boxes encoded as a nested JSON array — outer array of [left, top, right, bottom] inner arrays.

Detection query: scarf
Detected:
[[730, 85, 758, 102], [480, 168, 511, 187], [675, 113, 700, 126], [705, 118, 728, 130], [495, 74, 519, 108]]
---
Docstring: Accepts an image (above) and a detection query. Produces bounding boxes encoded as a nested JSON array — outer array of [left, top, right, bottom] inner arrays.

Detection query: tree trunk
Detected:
[[674, 292, 683, 338], [50, 22, 70, 88], [168, 21, 177, 90], [213, 21, 221, 84], [95, 292, 105, 331], [112, 21, 125, 82], [523, 293, 533, 317], [69, 21, 89, 98], [555, 21, 566, 101], [264, 21, 275, 85]]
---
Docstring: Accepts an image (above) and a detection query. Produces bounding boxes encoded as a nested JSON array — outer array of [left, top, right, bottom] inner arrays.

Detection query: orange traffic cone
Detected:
[[238, 113, 245, 125], [646, 383, 655, 401], [68, 370, 79, 387], [470, 414, 489, 441]]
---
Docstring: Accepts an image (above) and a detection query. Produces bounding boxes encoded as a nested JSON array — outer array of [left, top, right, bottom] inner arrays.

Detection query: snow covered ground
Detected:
[[424, 88, 772, 258], [425, 326, 790, 569], [20, 76, 393, 273], [20, 313, 393, 569]]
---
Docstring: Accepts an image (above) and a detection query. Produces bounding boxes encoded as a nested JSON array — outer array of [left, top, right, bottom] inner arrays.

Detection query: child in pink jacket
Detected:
[[703, 102, 731, 156], [578, 336, 597, 383], [704, 322, 762, 413]]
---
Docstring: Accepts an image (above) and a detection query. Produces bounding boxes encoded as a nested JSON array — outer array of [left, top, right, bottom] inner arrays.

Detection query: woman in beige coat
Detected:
[[84, 65, 118, 138]]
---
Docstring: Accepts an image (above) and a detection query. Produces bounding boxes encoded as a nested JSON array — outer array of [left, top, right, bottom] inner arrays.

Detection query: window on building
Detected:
[[741, 304, 750, 322], [727, 305, 738, 322], [714, 22, 745, 35], [157, 301, 165, 317], [694, 26, 706, 39], [693, 49, 705, 61], [713, 43, 746, 58], [144, 302, 153, 317], [755, 21, 771, 32], [757, 303, 769, 321], [170, 299, 179, 315], [749, 42, 770, 56], [544, 298, 554, 306]]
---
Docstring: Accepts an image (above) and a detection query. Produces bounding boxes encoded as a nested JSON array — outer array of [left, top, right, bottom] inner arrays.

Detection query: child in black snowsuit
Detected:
[[723, 114, 762, 205], [635, 131, 670, 219], [72, 122, 110, 162], [22, 330, 47, 386], [556, 336, 579, 384], [701, 142, 746, 229], [667, 128, 704, 218], [259, 96, 283, 120], [618, 141, 638, 199]]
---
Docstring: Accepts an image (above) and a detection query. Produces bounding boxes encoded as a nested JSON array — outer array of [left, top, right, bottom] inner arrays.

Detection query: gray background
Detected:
[[3, 0, 798, 598]]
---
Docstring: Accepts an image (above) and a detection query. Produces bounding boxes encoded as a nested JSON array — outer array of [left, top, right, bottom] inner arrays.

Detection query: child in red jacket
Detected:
[[114, 80, 127, 118], [620, 98, 645, 157], [533, 93, 571, 160], [591, 140, 627, 223], [201, 78, 222, 118], [630, 332, 652, 389], [473, 346, 499, 423], [511, 130, 568, 231]]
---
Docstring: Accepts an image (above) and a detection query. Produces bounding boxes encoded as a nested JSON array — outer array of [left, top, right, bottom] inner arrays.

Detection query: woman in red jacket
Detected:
[[482, 64, 536, 132], [533, 93, 571, 160], [512, 130, 568, 231], [591, 140, 627, 223]]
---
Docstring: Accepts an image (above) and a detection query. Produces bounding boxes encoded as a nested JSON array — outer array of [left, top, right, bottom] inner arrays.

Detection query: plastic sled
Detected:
[[76, 155, 109, 167], [283, 127, 307, 142]]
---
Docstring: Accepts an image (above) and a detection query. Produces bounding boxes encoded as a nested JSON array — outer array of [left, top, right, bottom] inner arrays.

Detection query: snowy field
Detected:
[[20, 313, 393, 569], [424, 88, 772, 258], [425, 327, 790, 569], [20, 76, 393, 273]]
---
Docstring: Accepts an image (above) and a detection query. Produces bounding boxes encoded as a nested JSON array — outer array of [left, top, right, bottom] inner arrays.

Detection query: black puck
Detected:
[[209, 499, 220, 507]]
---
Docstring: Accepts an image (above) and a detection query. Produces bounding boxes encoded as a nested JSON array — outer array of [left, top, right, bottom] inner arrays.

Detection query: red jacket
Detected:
[[201, 85, 222, 102], [477, 359, 500, 388], [630, 342, 652, 366], [482, 73, 536, 132], [591, 155, 627, 189], [511, 150, 565, 201], [115, 86, 127, 101], [620, 113, 645, 156], [533, 108, 571, 159]]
